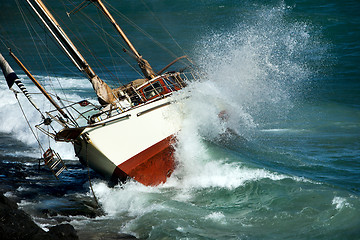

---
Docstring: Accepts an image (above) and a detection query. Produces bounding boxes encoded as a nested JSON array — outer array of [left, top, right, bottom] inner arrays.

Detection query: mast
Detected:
[[93, 0, 156, 79], [26, 0, 115, 106]]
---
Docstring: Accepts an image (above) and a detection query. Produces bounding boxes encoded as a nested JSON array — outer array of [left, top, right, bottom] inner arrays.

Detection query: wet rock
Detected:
[[78, 232, 138, 240], [39, 199, 104, 219], [0, 192, 17, 209], [47, 224, 79, 240], [117, 233, 139, 239], [0, 192, 79, 240]]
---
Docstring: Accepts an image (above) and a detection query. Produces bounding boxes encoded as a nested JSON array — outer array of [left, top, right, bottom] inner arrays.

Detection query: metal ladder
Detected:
[[43, 148, 67, 179]]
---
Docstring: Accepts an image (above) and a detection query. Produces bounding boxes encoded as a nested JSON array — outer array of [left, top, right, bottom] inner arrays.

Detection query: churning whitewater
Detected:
[[0, 0, 359, 239]]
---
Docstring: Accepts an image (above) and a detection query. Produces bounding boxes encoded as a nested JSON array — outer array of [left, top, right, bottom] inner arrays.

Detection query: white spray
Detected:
[[91, 3, 322, 209], [169, 3, 321, 190], [0, 73, 91, 159]]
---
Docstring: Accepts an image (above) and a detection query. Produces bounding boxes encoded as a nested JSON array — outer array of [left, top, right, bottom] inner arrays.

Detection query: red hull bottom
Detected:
[[111, 135, 176, 186]]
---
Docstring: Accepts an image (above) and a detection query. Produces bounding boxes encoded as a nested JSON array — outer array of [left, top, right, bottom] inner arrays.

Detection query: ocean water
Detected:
[[0, 0, 360, 239]]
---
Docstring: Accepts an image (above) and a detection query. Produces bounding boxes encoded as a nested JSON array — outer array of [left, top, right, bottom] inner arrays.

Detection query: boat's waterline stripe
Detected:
[[112, 135, 176, 186]]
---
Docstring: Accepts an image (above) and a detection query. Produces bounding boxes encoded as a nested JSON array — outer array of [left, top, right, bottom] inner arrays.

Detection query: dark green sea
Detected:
[[0, 0, 359, 239]]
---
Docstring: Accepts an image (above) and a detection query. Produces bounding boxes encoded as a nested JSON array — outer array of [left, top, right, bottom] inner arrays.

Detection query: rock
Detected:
[[0, 193, 43, 240], [0, 192, 18, 209], [117, 233, 139, 239], [0, 192, 79, 240], [48, 224, 79, 240]]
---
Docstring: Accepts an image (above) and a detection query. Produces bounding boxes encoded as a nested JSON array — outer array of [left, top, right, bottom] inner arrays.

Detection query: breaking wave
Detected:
[[88, 3, 327, 222], [1, 0, 327, 221], [0, 74, 90, 159], [168, 3, 324, 190]]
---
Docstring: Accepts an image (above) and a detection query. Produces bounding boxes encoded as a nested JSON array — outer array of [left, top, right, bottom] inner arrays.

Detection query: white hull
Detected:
[[74, 96, 181, 185]]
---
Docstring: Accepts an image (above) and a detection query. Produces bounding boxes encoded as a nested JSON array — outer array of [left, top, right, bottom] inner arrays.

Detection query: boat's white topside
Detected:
[[82, 96, 182, 167]]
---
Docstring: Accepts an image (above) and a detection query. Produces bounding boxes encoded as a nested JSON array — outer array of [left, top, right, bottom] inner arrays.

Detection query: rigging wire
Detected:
[[30, 0, 90, 102], [14, 91, 45, 154], [95, 5, 124, 87], [13, 1, 53, 126], [59, 0, 144, 81], [15, 0, 47, 71], [15, 90, 47, 171], [15, 1, 66, 124], [137, 1, 195, 71], [65, 0, 190, 80], [15, 0, 83, 104], [139, 0, 186, 55], [0, 32, 11, 50], [56, 2, 105, 75], [0, 24, 22, 54], [104, 0, 184, 61]]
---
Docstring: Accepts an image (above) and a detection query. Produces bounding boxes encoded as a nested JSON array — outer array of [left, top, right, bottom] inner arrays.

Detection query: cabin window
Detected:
[[143, 81, 164, 99]]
